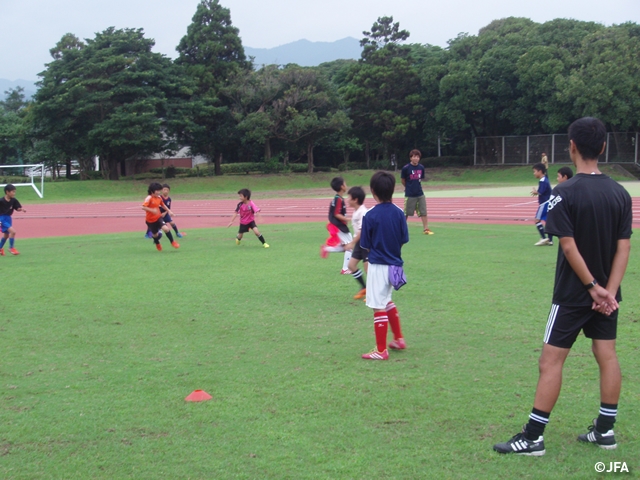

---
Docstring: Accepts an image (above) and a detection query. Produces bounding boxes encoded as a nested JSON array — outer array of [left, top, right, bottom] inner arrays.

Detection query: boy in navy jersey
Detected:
[[531, 163, 552, 246], [0, 184, 26, 255], [494, 117, 632, 456], [556, 166, 573, 184], [401, 149, 433, 234], [360, 171, 409, 360]]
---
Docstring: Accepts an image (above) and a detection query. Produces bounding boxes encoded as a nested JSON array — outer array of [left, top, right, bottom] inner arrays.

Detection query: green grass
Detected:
[[2, 223, 639, 478], [13, 165, 636, 204]]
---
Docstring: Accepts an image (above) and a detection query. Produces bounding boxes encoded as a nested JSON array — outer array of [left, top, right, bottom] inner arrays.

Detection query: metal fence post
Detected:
[[526, 136, 530, 164], [551, 135, 555, 164], [474, 136, 477, 165], [502, 136, 505, 164], [605, 132, 610, 162]]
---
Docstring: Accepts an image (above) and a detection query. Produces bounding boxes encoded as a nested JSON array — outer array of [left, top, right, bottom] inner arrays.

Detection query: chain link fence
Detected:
[[474, 133, 639, 165]]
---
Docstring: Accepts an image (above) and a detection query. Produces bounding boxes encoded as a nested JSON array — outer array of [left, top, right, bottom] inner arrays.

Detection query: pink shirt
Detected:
[[235, 200, 260, 224]]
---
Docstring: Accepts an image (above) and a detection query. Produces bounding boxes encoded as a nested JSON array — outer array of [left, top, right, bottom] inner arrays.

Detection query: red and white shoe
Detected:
[[388, 338, 406, 350], [361, 349, 389, 360], [9, 247, 19, 255], [320, 245, 328, 259], [340, 269, 353, 275]]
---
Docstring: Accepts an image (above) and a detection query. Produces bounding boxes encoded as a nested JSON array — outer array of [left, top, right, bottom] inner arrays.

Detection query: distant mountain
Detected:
[[0, 79, 37, 99], [245, 37, 362, 67]]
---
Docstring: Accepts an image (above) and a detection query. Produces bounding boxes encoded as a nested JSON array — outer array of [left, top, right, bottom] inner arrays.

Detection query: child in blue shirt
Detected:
[[360, 171, 409, 360], [531, 163, 552, 246]]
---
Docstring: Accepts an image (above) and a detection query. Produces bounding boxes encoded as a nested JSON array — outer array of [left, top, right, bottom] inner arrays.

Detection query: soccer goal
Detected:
[[0, 164, 45, 198]]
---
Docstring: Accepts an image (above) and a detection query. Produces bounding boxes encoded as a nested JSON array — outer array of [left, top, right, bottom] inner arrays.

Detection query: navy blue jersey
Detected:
[[401, 163, 425, 197], [160, 195, 172, 212], [328, 194, 349, 233], [0, 197, 22, 216], [546, 174, 633, 306], [537, 176, 551, 204], [360, 202, 409, 266]]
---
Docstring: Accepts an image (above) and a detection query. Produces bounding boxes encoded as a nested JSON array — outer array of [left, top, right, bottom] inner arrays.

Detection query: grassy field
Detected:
[[10, 165, 636, 204], [1, 222, 638, 479]]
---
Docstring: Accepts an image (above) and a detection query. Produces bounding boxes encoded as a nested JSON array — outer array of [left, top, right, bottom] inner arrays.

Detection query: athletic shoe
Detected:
[[9, 248, 19, 255], [534, 238, 551, 246], [263, 243, 270, 248], [145, 232, 153, 239], [577, 419, 617, 450], [361, 349, 389, 360], [0, 248, 4, 256], [388, 338, 407, 350], [236, 238, 241, 245], [424, 228, 434, 235], [353, 288, 366, 300], [340, 269, 353, 275], [320, 245, 328, 258], [548, 241, 554, 246], [493, 429, 545, 456], [171, 241, 180, 249], [156, 243, 162, 251], [176, 232, 184, 238]]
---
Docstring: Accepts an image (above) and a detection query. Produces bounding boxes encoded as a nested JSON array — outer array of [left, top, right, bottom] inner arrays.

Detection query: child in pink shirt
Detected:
[[227, 188, 270, 248]]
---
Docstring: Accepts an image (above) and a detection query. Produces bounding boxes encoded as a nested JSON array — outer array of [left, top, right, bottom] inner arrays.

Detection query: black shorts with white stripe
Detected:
[[543, 304, 618, 348]]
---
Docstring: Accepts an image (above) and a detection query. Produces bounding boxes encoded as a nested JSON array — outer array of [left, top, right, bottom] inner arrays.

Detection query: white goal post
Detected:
[[0, 164, 45, 198]]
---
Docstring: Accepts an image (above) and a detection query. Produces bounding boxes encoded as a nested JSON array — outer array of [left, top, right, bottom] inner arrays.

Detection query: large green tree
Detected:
[[341, 17, 423, 164], [0, 88, 31, 165], [176, 0, 251, 175], [33, 28, 184, 179]]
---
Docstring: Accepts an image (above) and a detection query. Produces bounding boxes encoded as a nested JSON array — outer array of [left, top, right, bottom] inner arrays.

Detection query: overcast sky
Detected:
[[1, 0, 639, 80]]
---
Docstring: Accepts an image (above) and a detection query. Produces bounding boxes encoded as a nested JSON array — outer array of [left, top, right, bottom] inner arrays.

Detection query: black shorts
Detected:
[[146, 219, 165, 235], [351, 239, 369, 262], [543, 304, 618, 348], [163, 213, 173, 224], [239, 221, 257, 233]]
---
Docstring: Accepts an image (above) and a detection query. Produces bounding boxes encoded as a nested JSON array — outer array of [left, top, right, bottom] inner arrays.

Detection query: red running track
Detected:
[[12, 197, 640, 239]]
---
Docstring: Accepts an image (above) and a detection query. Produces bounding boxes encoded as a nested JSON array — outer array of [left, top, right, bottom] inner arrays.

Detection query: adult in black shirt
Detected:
[[494, 117, 632, 456]]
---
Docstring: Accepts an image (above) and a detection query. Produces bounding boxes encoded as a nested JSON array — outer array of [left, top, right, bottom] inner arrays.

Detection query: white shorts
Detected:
[[365, 263, 393, 309], [325, 231, 353, 252]]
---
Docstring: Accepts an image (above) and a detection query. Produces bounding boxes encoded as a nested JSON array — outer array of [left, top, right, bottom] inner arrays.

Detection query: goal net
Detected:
[[0, 164, 45, 198]]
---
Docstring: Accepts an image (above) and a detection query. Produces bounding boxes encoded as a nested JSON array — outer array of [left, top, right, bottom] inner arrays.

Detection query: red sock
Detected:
[[374, 312, 389, 353], [386, 302, 403, 340]]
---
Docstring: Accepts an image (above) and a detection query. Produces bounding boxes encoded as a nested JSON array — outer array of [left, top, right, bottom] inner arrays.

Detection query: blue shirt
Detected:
[[537, 176, 551, 204], [401, 163, 425, 197], [360, 202, 409, 266]]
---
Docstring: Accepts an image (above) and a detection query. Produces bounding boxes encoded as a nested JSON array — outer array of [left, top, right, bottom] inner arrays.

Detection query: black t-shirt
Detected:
[[401, 163, 425, 197], [328, 195, 349, 233], [0, 197, 22, 216], [545, 174, 633, 306]]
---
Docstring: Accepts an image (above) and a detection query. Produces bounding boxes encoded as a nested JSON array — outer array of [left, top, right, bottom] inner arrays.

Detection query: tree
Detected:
[[341, 17, 423, 164], [275, 67, 351, 172], [0, 87, 28, 112], [555, 22, 640, 132], [33, 29, 184, 179], [0, 88, 31, 164], [176, 0, 251, 175]]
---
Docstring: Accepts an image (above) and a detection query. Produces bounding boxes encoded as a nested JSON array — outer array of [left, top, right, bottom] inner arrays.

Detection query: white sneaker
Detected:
[[534, 238, 551, 246]]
